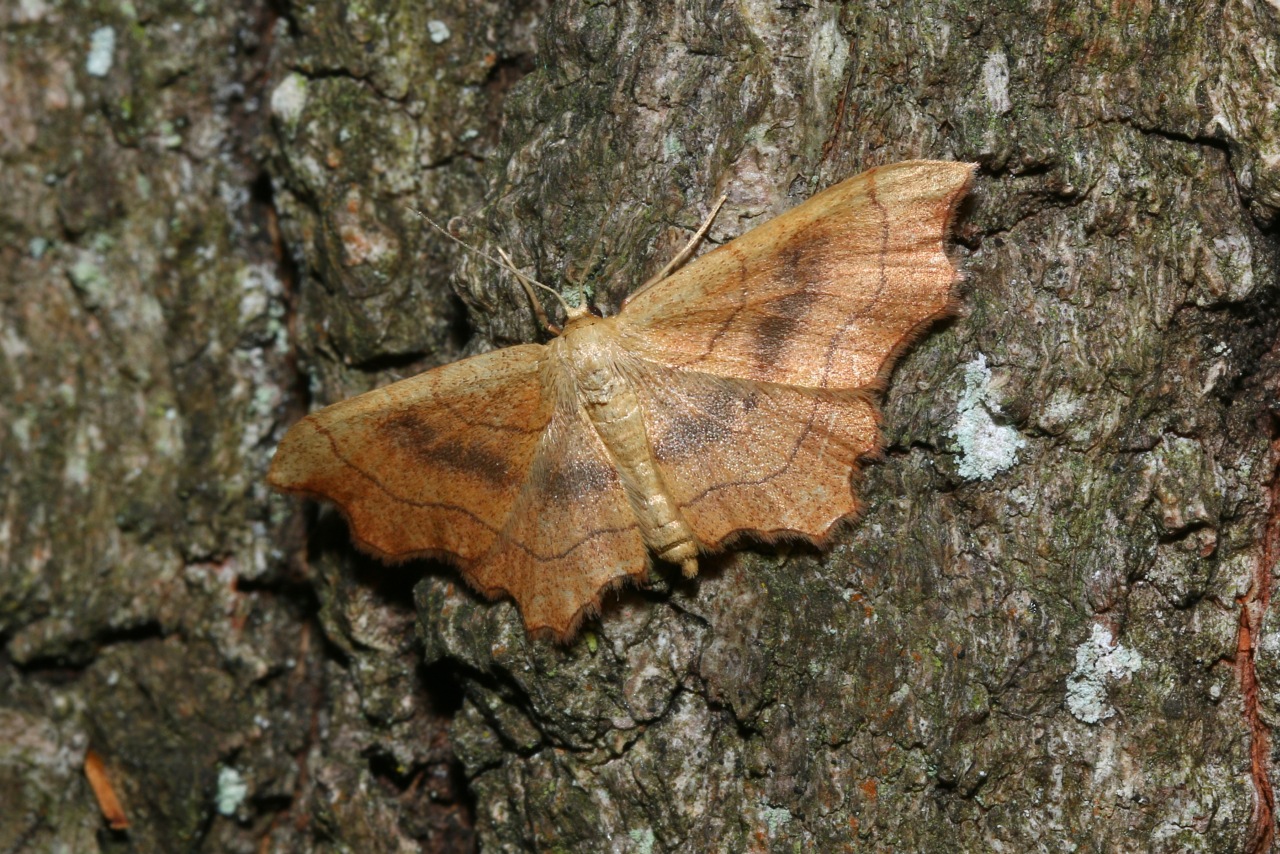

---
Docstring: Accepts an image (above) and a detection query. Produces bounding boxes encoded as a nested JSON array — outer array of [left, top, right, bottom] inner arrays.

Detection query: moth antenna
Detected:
[[408, 206, 569, 336], [629, 192, 729, 301], [495, 246, 569, 336]]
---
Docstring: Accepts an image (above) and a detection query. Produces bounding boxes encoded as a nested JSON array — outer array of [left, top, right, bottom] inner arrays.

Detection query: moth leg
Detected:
[[629, 193, 728, 300]]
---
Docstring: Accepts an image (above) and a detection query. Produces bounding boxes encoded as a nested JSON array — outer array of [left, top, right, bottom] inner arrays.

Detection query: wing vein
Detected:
[[311, 419, 504, 533], [478, 397, 642, 564]]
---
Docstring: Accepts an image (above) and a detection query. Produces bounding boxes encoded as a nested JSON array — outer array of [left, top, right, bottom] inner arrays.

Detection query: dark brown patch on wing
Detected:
[[447, 443, 517, 486], [380, 410, 514, 487], [541, 447, 618, 501], [381, 409, 437, 449], [649, 376, 759, 461], [749, 289, 819, 366]]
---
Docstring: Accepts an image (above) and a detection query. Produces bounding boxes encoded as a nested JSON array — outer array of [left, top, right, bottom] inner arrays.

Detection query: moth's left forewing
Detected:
[[267, 345, 554, 565], [615, 160, 975, 392]]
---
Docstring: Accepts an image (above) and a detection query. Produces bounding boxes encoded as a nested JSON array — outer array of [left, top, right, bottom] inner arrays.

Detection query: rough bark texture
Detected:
[[3, 1, 1279, 853]]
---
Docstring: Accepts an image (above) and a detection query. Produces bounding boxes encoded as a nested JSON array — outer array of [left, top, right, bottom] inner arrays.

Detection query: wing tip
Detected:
[[862, 158, 974, 394], [265, 416, 321, 493]]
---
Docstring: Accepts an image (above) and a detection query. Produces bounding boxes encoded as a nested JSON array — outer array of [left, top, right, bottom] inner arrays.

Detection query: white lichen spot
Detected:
[[215, 765, 248, 815], [1066, 624, 1143, 724], [662, 133, 685, 161], [427, 19, 451, 44], [11, 417, 31, 452], [1262, 627, 1280, 662], [762, 805, 792, 833], [627, 827, 655, 854], [54, 381, 76, 405], [949, 354, 1025, 480], [86, 26, 116, 78], [1036, 387, 1082, 437], [982, 51, 1011, 115], [237, 263, 283, 322], [270, 73, 308, 126], [63, 453, 89, 488], [1043, 389, 1080, 424], [63, 423, 101, 488], [68, 253, 113, 309], [1206, 111, 1236, 139], [1258, 149, 1280, 208], [1, 323, 31, 362], [16, 0, 51, 23], [1202, 356, 1229, 396], [1209, 234, 1255, 300]]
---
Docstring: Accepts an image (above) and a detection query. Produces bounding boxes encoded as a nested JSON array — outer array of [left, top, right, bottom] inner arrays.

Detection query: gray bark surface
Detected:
[[3, 1, 1279, 853]]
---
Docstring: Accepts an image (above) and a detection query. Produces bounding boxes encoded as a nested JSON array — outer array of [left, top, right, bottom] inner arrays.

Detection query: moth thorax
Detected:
[[563, 327, 623, 403], [573, 362, 617, 402]]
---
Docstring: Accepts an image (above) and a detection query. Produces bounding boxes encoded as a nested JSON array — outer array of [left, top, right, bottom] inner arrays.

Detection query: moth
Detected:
[[269, 160, 974, 640]]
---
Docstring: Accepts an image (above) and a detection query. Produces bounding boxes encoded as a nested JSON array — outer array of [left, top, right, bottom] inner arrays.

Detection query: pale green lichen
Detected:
[[950, 354, 1025, 480], [1065, 624, 1143, 724], [662, 133, 685, 159], [763, 805, 792, 833], [215, 765, 247, 816], [157, 119, 182, 149], [627, 827, 655, 853], [270, 73, 308, 127], [68, 253, 113, 309], [86, 26, 115, 77], [11, 417, 32, 453]]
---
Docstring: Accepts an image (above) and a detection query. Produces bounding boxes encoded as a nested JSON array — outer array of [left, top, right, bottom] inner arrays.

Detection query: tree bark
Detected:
[[3, 1, 1279, 853]]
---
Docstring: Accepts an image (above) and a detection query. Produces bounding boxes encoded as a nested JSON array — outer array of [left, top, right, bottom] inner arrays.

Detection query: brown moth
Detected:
[[269, 160, 975, 640]]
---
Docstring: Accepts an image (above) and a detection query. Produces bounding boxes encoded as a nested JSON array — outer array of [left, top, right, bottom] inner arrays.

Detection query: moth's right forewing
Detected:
[[268, 344, 553, 566], [616, 160, 975, 392]]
